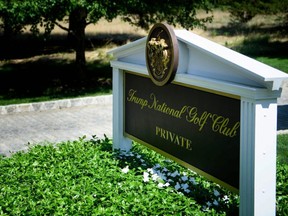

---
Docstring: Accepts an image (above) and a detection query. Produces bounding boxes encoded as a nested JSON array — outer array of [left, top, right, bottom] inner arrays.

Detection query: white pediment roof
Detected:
[[108, 30, 288, 91]]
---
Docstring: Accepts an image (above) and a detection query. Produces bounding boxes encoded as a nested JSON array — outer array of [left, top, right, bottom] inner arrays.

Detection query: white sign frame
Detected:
[[108, 29, 288, 215]]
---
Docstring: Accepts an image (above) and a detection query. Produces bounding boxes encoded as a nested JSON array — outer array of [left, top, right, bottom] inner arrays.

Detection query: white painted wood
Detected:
[[109, 28, 288, 216], [110, 60, 282, 100], [186, 46, 263, 88], [110, 60, 148, 75], [175, 30, 287, 90], [112, 67, 132, 151], [108, 37, 146, 59], [240, 98, 277, 216], [109, 30, 288, 90]]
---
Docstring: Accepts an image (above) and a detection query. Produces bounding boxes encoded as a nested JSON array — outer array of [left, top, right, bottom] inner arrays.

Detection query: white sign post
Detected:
[[108, 27, 288, 215]]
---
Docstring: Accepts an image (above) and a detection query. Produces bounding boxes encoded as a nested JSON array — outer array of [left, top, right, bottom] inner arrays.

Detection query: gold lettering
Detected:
[[186, 139, 193, 150], [229, 122, 240, 137], [186, 107, 215, 131], [212, 116, 240, 137], [128, 89, 240, 139], [156, 126, 161, 136], [186, 106, 197, 123], [155, 126, 192, 151], [126, 89, 148, 109], [149, 93, 186, 119]]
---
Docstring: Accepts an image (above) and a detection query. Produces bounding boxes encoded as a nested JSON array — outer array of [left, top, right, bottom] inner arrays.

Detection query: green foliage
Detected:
[[256, 57, 288, 74], [1, 0, 213, 36], [276, 134, 288, 215], [1, 0, 213, 78], [216, 0, 288, 25], [1, 135, 287, 215], [276, 162, 288, 215], [227, 0, 261, 23], [277, 134, 288, 164], [0, 137, 218, 215], [120, 0, 213, 30], [0, 0, 38, 36]]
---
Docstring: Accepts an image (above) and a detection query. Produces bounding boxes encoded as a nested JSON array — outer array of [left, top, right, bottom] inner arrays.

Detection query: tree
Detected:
[[0, 0, 40, 39], [1, 0, 213, 78], [216, 0, 288, 24]]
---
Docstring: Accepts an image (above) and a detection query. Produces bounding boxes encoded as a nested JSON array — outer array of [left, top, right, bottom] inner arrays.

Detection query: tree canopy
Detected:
[[0, 0, 213, 78], [216, 0, 288, 24]]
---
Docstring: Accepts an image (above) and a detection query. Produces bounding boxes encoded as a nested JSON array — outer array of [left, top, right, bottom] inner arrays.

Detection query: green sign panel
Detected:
[[124, 72, 241, 192]]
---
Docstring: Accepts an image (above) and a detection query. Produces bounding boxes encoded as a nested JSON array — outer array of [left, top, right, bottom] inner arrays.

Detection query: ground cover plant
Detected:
[[0, 134, 287, 215]]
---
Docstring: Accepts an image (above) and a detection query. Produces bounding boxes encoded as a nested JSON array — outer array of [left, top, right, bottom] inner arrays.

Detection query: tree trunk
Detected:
[[68, 7, 88, 79]]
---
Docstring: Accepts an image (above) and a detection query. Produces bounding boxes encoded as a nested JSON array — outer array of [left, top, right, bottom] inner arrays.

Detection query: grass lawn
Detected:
[[256, 57, 288, 73], [0, 134, 287, 215]]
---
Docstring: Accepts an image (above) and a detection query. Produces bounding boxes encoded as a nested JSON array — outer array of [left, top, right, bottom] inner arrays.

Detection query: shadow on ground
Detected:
[[0, 57, 112, 105], [232, 36, 288, 58], [0, 32, 144, 105], [0, 32, 143, 60], [208, 23, 288, 58]]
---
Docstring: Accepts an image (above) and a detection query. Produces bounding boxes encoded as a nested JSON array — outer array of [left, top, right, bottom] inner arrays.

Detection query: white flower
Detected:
[[206, 201, 212, 207], [121, 166, 129, 173], [213, 189, 220, 197], [143, 172, 149, 182], [175, 182, 181, 190], [147, 168, 155, 174], [154, 164, 161, 169], [136, 154, 141, 159], [181, 176, 188, 181], [162, 167, 168, 172], [152, 173, 160, 181], [171, 171, 179, 177], [157, 171, 167, 181], [223, 195, 229, 202], [164, 182, 170, 187], [213, 200, 219, 206], [189, 177, 196, 185], [181, 183, 189, 190], [158, 182, 170, 188], [184, 189, 191, 193]]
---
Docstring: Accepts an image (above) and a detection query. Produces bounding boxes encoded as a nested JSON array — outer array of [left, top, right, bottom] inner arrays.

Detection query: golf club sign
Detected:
[[125, 72, 240, 191], [109, 23, 287, 215], [124, 23, 241, 192]]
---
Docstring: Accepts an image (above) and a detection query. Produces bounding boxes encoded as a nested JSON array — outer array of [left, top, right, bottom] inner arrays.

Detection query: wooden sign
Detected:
[[124, 72, 240, 192], [109, 22, 288, 215]]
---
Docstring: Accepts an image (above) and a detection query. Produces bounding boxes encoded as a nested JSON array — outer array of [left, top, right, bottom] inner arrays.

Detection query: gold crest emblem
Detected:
[[146, 23, 179, 86]]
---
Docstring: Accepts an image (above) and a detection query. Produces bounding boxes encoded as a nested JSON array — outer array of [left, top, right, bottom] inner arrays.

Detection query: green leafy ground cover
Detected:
[[1, 135, 287, 215]]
